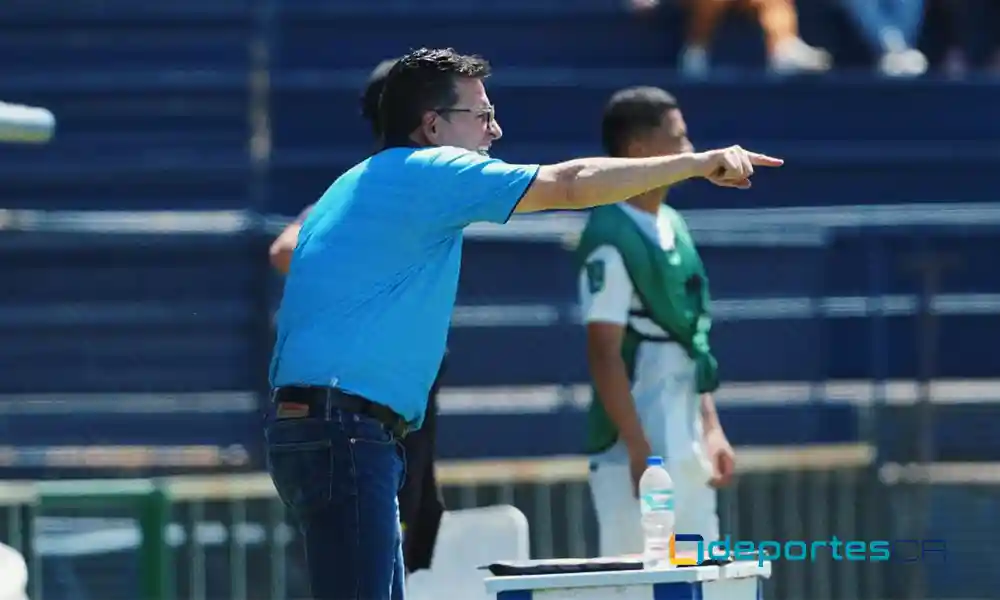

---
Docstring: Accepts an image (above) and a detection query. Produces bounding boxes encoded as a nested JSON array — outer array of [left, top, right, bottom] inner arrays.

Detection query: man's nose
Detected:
[[489, 118, 503, 141]]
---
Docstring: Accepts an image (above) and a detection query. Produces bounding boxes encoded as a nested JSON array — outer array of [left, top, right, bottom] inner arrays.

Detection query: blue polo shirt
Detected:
[[270, 146, 540, 427]]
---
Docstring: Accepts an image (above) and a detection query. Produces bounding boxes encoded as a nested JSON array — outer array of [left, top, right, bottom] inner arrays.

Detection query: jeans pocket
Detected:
[[265, 419, 334, 514], [345, 413, 396, 446], [345, 415, 405, 497]]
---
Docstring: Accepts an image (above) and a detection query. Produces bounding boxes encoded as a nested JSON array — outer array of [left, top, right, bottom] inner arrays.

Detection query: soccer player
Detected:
[[578, 87, 736, 556]]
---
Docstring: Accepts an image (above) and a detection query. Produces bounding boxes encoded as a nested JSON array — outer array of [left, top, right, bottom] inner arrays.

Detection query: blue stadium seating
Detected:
[[3, 0, 997, 212], [0, 232, 268, 394], [269, 74, 1000, 214], [265, 0, 1000, 215], [0, 0, 254, 210]]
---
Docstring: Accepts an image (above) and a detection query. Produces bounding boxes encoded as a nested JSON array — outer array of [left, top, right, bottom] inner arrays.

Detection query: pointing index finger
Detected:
[[747, 152, 784, 167]]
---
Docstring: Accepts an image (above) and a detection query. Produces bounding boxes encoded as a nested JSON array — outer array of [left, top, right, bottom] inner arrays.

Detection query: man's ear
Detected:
[[420, 111, 439, 143]]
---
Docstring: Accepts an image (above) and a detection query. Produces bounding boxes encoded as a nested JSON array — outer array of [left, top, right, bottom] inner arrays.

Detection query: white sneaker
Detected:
[[879, 48, 928, 77], [769, 37, 833, 74]]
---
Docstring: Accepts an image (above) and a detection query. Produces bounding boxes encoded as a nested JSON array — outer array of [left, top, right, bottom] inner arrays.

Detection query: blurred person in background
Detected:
[[578, 86, 735, 556], [629, 0, 832, 76], [268, 57, 447, 578], [834, 0, 928, 76], [932, 0, 1000, 76]]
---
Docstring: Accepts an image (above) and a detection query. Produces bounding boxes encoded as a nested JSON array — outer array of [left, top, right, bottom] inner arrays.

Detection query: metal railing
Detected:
[[7, 443, 995, 600]]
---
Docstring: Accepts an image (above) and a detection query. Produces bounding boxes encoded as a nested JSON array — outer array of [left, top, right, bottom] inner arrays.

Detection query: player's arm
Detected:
[[580, 247, 650, 458], [515, 146, 783, 214], [268, 206, 313, 275], [701, 391, 735, 487], [701, 393, 722, 433]]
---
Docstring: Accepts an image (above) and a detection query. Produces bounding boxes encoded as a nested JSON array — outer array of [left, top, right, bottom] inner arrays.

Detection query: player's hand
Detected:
[[694, 145, 783, 189], [704, 427, 736, 488]]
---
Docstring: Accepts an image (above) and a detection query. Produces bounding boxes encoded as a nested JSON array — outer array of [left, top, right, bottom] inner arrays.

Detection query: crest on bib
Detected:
[[585, 259, 606, 293]]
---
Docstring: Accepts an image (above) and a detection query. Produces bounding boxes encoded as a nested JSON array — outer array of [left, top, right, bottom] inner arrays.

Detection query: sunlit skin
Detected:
[[410, 78, 503, 155]]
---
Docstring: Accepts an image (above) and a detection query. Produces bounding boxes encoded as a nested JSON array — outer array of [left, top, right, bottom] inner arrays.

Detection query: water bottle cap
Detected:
[[646, 456, 664, 467]]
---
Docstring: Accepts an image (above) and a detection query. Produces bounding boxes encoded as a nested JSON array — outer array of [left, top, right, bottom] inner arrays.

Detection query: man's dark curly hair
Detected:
[[378, 47, 492, 146], [360, 57, 399, 138]]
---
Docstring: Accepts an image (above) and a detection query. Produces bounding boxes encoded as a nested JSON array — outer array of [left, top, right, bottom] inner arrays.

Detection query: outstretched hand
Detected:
[[695, 145, 784, 189]]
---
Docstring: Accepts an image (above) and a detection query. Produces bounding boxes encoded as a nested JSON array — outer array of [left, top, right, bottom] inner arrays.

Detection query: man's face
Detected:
[[628, 108, 693, 158], [426, 78, 503, 154]]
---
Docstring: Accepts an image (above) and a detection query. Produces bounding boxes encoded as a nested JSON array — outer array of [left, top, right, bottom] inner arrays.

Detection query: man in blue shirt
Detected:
[[266, 47, 782, 600], [267, 56, 447, 584]]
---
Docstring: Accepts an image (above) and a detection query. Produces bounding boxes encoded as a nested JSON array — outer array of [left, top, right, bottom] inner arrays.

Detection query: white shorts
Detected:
[[588, 460, 720, 557]]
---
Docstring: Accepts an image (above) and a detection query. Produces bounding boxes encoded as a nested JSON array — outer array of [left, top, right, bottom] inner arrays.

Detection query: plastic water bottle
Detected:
[[639, 456, 675, 569]]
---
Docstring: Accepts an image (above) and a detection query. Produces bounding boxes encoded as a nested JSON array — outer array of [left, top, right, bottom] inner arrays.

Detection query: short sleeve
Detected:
[[578, 245, 633, 325], [422, 146, 539, 228]]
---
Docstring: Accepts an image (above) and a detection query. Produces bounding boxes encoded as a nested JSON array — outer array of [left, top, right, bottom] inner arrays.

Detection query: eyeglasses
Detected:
[[434, 106, 495, 126]]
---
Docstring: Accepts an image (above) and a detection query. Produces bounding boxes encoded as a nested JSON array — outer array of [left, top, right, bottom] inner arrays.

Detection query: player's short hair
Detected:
[[379, 47, 492, 146], [601, 86, 679, 158], [360, 57, 400, 138]]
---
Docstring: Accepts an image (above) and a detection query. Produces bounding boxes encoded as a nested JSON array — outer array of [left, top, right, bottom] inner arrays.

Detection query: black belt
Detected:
[[271, 386, 411, 439]]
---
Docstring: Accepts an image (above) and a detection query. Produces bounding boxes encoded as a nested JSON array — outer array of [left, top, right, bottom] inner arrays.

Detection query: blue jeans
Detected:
[[265, 406, 407, 600], [840, 0, 926, 52]]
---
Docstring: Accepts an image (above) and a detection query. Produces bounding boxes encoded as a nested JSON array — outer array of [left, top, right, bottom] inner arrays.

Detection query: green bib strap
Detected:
[[576, 205, 720, 454]]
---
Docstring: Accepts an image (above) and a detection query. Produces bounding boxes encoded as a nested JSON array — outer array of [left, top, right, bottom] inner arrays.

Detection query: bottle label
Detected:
[[640, 490, 674, 513]]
